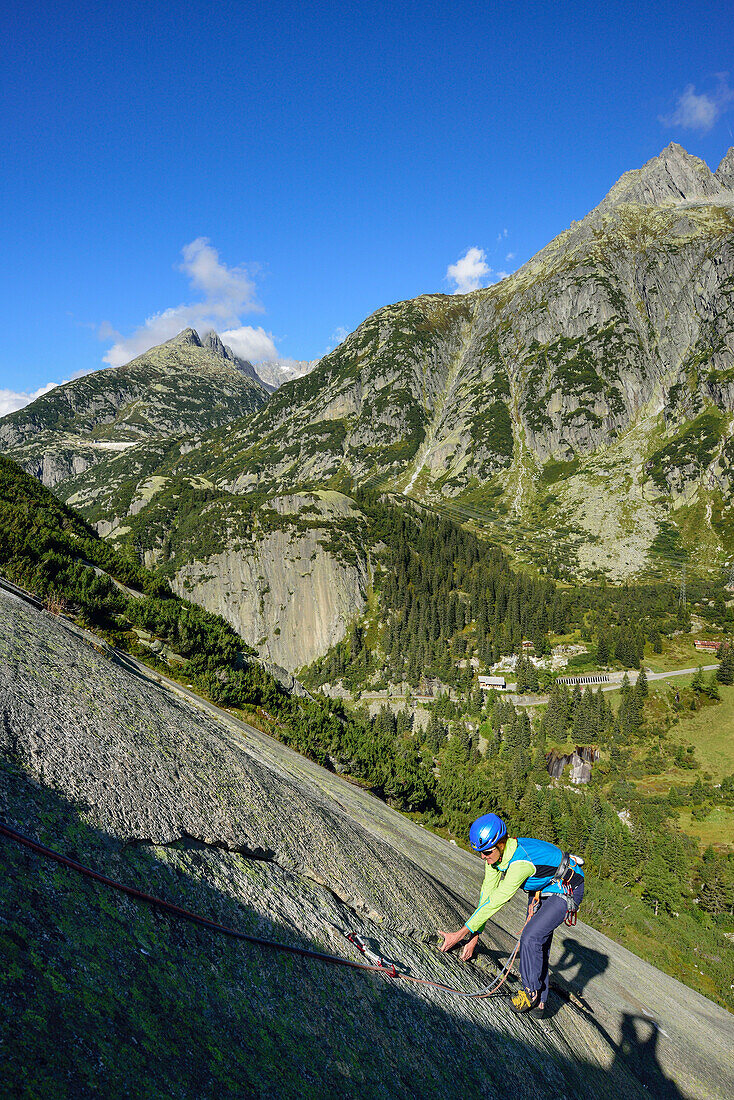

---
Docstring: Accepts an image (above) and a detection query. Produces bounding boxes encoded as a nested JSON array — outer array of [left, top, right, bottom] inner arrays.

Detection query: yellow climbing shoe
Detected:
[[510, 988, 539, 1014]]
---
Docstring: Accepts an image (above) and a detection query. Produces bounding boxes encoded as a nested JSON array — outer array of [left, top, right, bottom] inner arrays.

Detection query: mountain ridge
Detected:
[[0, 327, 269, 486], [3, 143, 734, 668]]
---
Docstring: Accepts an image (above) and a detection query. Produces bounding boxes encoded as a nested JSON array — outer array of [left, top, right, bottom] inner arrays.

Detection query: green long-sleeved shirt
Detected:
[[464, 838, 534, 934]]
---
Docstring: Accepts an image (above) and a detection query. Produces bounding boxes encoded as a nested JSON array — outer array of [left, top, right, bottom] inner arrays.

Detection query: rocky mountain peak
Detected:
[[159, 327, 263, 385], [596, 142, 725, 213], [168, 327, 203, 349], [199, 329, 266, 383], [715, 146, 734, 190], [202, 329, 233, 361]]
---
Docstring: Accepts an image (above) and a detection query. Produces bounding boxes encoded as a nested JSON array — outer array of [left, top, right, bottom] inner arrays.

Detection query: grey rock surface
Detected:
[[715, 148, 734, 191], [170, 492, 370, 672], [252, 357, 319, 390], [1, 588, 732, 1098], [594, 143, 727, 212]]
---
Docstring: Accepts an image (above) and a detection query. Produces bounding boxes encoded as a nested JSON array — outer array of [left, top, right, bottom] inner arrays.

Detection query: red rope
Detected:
[[0, 823, 388, 974], [0, 821, 520, 1000]]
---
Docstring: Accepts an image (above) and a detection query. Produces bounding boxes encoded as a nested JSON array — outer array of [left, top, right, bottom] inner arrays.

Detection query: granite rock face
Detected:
[[2, 588, 732, 1099], [715, 147, 734, 191], [170, 492, 371, 672]]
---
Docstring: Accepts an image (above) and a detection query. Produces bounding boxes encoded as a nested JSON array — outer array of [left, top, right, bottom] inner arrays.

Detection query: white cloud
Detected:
[[219, 325, 279, 362], [97, 320, 121, 341], [103, 237, 266, 368], [179, 237, 260, 313], [668, 85, 717, 130], [661, 75, 734, 132], [324, 326, 350, 354], [506, 252, 516, 261], [0, 382, 60, 418], [446, 247, 491, 294]]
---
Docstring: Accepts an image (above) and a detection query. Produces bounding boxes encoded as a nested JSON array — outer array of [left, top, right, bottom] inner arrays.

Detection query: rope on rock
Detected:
[[1, 821, 527, 1000]]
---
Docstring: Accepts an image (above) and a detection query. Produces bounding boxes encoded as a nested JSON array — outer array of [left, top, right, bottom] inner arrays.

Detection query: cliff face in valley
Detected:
[[0, 328, 268, 487], [27, 429, 375, 672], [2, 586, 732, 1099], [169, 492, 371, 671]]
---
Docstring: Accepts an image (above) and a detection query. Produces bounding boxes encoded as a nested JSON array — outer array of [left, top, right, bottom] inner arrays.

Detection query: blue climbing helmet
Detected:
[[469, 813, 507, 852]]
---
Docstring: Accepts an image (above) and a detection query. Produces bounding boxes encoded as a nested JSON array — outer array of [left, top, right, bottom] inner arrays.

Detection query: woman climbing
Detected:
[[438, 813, 584, 1014]]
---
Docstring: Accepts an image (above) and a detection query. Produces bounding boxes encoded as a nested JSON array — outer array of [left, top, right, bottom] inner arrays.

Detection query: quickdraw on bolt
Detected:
[[346, 932, 397, 976]]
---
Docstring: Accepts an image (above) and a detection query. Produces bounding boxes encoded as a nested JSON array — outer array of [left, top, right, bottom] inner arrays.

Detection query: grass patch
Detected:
[[646, 410, 725, 492], [670, 682, 734, 781], [541, 456, 581, 484], [650, 520, 687, 563], [644, 636, 721, 673], [676, 807, 734, 853]]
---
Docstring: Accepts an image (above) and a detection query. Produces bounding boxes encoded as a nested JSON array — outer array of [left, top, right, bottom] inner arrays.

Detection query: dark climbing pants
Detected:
[[519, 881, 584, 1002]]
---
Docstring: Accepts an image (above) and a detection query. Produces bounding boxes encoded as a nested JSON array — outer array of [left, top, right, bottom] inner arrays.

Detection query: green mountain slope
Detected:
[[188, 144, 733, 580], [0, 328, 268, 487], [17, 144, 733, 588]]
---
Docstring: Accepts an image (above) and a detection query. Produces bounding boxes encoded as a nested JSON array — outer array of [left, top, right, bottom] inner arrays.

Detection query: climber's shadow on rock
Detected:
[[552, 934, 609, 995], [613, 1014, 684, 1100], [579, 1009, 686, 1100]]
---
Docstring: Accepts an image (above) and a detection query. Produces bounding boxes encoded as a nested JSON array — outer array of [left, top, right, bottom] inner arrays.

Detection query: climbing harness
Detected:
[[562, 883, 578, 926], [547, 852, 583, 927], [0, 821, 538, 1002]]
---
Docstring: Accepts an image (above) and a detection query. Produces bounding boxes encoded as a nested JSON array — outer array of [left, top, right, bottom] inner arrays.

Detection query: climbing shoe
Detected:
[[510, 988, 539, 1014]]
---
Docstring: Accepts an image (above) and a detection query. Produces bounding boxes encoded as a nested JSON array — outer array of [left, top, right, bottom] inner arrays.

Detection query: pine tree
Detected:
[[515, 656, 531, 693], [698, 847, 734, 915], [643, 855, 678, 917], [716, 644, 734, 685], [704, 672, 720, 700]]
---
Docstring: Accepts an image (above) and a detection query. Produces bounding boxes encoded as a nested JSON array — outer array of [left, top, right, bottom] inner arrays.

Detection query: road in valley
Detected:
[[508, 663, 720, 706]]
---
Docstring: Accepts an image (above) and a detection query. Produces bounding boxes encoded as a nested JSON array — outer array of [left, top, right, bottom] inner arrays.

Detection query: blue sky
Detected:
[[2, 0, 733, 411]]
